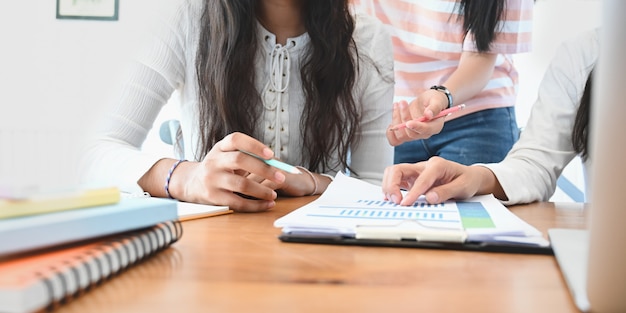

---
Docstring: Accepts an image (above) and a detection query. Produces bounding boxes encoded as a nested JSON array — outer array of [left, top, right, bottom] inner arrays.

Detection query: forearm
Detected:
[[281, 167, 332, 196], [443, 52, 497, 105], [137, 158, 181, 199], [472, 165, 507, 201]]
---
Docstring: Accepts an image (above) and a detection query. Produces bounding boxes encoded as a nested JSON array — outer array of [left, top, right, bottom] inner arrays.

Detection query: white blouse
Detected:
[[481, 29, 599, 205], [81, 0, 395, 193]]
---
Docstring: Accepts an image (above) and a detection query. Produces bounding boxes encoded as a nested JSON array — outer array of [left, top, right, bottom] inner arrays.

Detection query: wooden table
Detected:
[[57, 198, 588, 313]]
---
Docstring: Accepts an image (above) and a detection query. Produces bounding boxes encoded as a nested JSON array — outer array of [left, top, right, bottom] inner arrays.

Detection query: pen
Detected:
[[389, 104, 466, 131], [239, 150, 302, 174]]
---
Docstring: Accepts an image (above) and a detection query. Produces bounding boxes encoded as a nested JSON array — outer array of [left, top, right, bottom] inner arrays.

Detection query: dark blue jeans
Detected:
[[393, 107, 519, 165]]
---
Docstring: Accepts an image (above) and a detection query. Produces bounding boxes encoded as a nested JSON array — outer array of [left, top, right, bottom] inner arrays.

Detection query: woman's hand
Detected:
[[169, 132, 287, 212], [382, 156, 489, 206], [386, 93, 447, 146], [245, 169, 322, 197]]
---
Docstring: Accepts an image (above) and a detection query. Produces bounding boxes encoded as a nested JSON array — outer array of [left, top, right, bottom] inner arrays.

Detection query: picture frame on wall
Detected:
[[56, 0, 119, 21]]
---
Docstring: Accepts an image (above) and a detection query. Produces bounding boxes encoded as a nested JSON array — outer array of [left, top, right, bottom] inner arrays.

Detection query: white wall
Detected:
[[0, 1, 174, 193], [515, 0, 602, 125], [0, 0, 601, 199]]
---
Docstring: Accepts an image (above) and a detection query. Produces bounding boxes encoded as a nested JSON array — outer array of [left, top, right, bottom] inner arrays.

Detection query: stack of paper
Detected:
[[177, 201, 232, 221], [121, 191, 232, 221], [275, 173, 551, 254]]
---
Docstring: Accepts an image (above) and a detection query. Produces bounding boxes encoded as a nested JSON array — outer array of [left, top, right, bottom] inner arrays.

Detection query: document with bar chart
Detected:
[[275, 172, 551, 254]]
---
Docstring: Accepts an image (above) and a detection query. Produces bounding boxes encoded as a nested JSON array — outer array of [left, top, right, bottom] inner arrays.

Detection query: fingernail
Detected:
[[267, 200, 276, 209], [275, 171, 286, 183], [424, 109, 434, 118], [426, 191, 439, 203], [262, 147, 274, 158], [407, 127, 420, 134], [390, 194, 399, 204]]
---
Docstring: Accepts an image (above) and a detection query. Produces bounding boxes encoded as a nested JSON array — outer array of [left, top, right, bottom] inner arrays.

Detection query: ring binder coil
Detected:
[[0, 220, 183, 313]]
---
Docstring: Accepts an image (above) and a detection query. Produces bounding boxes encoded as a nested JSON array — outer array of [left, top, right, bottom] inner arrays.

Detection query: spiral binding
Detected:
[[36, 220, 182, 311]]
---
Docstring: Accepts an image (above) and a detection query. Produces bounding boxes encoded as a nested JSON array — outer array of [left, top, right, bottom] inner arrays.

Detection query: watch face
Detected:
[[430, 86, 452, 108]]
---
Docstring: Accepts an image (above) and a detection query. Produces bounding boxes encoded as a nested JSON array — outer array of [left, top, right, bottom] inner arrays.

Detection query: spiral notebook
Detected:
[[0, 220, 183, 313]]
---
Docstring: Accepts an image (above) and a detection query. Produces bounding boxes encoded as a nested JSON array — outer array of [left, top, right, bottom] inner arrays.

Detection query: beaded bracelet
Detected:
[[296, 166, 318, 196], [164, 159, 187, 199]]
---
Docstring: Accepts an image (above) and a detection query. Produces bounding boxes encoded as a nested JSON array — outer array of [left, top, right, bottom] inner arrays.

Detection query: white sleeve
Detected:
[[80, 0, 194, 192], [348, 13, 395, 185], [482, 29, 599, 205]]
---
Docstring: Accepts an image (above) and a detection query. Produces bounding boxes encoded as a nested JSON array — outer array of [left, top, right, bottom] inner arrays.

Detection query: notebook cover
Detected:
[[0, 187, 120, 219], [0, 197, 178, 257], [0, 221, 182, 313]]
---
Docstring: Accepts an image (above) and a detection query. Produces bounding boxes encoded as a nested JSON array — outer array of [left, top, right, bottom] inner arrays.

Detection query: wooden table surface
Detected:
[[57, 197, 588, 313]]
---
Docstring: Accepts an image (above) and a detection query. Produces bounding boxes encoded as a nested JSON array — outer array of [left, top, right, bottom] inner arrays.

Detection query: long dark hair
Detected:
[[572, 70, 593, 161], [455, 0, 506, 52], [195, 0, 360, 174]]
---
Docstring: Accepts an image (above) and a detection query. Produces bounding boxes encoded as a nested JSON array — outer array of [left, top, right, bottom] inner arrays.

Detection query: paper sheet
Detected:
[[275, 172, 548, 246]]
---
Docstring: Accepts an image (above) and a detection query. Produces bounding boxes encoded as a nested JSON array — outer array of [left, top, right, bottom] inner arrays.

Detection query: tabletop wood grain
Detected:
[[56, 197, 588, 313]]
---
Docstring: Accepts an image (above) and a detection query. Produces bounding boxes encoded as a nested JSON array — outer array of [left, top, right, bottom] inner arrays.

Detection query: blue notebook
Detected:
[[0, 197, 178, 257]]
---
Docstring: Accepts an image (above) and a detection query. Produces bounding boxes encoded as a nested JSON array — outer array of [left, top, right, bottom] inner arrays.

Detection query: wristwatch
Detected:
[[430, 85, 453, 109]]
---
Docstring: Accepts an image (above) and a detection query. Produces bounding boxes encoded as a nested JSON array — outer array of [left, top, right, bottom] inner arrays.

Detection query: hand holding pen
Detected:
[[386, 100, 466, 146], [239, 150, 327, 197], [170, 132, 289, 213], [389, 104, 466, 131], [239, 150, 301, 174]]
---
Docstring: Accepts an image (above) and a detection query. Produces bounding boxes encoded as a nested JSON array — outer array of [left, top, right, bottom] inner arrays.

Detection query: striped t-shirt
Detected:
[[352, 0, 534, 119]]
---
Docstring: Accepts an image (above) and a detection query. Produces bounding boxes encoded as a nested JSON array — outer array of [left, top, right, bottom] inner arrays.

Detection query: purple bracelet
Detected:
[[164, 159, 187, 199]]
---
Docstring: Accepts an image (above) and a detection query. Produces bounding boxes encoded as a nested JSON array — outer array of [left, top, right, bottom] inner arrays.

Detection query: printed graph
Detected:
[[456, 201, 496, 228], [310, 199, 459, 225], [307, 199, 496, 229]]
